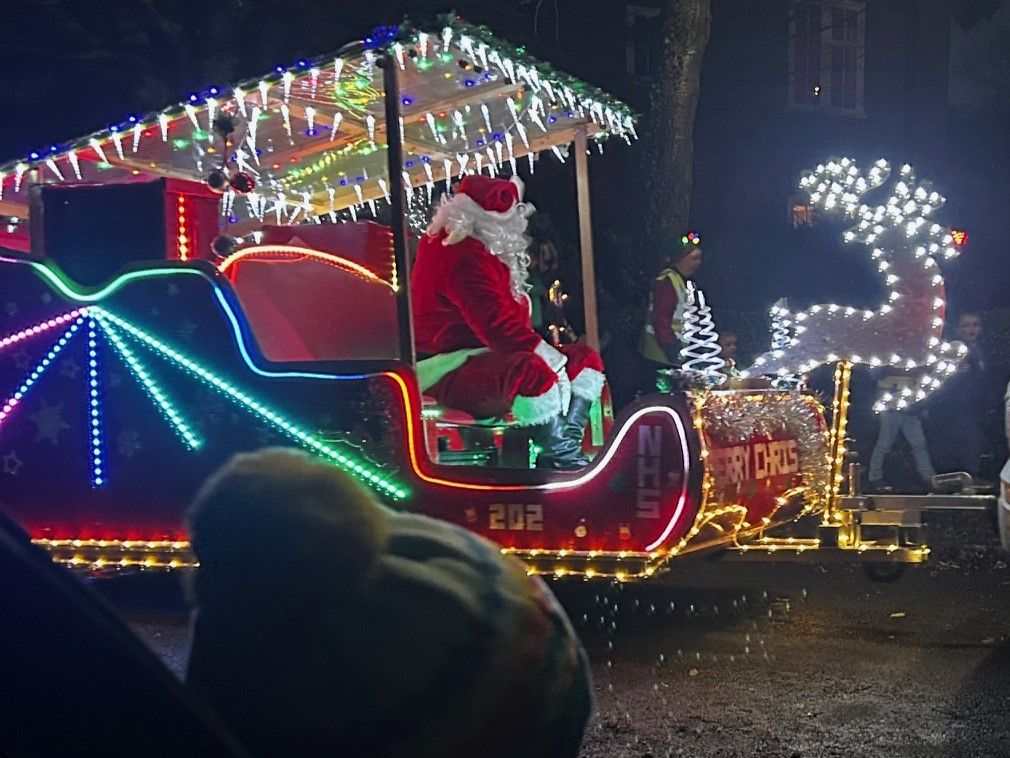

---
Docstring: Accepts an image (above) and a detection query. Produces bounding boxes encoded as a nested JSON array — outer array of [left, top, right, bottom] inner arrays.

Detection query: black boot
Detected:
[[564, 395, 594, 451], [531, 413, 589, 470]]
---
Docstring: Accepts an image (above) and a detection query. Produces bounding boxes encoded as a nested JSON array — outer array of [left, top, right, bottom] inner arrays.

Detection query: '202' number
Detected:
[[489, 504, 543, 531]]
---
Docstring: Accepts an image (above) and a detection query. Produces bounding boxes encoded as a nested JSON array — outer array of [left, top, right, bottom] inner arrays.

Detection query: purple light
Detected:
[[402, 95, 414, 106], [464, 79, 476, 88]]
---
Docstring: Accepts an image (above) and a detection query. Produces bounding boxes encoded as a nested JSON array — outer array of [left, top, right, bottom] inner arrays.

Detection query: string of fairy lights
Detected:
[[743, 158, 967, 412], [679, 282, 727, 386], [0, 17, 636, 233]]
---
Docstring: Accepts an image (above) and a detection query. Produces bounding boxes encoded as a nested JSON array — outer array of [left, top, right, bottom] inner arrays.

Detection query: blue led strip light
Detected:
[[90, 308, 408, 501], [86, 318, 106, 487], [98, 318, 202, 451], [0, 318, 85, 427]]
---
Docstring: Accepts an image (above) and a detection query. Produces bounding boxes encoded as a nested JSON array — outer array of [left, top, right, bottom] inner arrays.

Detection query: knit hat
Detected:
[[186, 448, 591, 758], [457, 175, 521, 213], [660, 230, 703, 261]]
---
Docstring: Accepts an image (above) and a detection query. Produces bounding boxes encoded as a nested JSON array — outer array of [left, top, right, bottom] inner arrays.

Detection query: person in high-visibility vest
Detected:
[[638, 231, 704, 369]]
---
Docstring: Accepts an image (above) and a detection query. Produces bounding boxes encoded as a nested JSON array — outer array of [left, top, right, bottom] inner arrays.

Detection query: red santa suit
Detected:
[[411, 175, 605, 433]]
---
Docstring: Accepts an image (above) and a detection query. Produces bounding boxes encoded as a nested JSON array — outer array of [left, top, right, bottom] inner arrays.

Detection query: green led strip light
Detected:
[[90, 307, 408, 501], [98, 317, 202, 451]]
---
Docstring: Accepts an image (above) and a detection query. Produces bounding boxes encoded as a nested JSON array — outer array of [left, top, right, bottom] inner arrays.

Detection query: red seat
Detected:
[[422, 395, 513, 463], [225, 223, 399, 362], [225, 223, 613, 466]]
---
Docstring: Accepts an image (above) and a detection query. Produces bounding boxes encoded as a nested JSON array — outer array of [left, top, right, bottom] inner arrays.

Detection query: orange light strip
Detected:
[[176, 195, 189, 260], [34, 538, 190, 550], [217, 244, 395, 290]]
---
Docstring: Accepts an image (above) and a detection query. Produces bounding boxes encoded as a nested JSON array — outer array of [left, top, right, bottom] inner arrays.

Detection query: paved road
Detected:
[[117, 516, 1010, 758]]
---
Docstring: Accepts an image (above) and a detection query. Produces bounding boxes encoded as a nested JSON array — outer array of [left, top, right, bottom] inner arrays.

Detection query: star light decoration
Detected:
[[2, 450, 23, 476], [0, 17, 636, 229], [743, 158, 966, 412], [0, 306, 407, 500]]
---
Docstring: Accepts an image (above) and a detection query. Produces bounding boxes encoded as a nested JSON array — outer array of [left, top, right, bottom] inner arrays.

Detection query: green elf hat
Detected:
[[660, 230, 703, 260]]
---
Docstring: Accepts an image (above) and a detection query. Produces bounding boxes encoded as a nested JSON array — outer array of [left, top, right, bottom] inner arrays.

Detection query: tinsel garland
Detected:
[[699, 391, 830, 511]]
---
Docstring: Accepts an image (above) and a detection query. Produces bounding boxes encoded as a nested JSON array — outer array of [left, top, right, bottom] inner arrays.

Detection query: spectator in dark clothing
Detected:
[[932, 312, 987, 477], [185, 448, 593, 758]]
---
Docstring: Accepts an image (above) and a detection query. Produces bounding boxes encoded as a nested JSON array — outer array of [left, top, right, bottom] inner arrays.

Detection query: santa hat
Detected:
[[456, 174, 524, 213]]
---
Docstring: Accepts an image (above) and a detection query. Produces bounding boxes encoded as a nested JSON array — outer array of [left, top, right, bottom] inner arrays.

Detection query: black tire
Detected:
[[863, 562, 906, 583]]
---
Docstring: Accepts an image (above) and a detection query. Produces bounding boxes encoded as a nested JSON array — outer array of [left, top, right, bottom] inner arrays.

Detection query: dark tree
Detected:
[[646, 0, 712, 242]]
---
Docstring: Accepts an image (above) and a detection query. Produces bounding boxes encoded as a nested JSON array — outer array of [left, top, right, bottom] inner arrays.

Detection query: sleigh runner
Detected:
[[0, 18, 953, 579]]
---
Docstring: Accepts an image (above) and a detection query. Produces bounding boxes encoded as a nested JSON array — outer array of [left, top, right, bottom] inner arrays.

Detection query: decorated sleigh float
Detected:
[[0, 18, 933, 579]]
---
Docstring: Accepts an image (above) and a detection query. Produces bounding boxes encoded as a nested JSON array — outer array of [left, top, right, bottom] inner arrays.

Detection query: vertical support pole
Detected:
[[827, 360, 853, 520], [574, 126, 600, 351], [382, 54, 416, 366]]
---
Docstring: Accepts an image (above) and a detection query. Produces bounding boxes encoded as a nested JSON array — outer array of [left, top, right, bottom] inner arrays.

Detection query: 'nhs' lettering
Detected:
[[636, 425, 662, 519]]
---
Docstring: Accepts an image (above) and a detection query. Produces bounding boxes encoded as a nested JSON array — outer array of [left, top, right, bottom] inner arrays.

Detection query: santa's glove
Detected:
[[556, 371, 572, 416], [535, 341, 570, 415], [534, 341, 568, 373]]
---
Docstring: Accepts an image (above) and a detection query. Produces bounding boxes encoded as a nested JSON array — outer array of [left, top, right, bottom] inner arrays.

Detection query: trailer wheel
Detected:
[[863, 562, 906, 583]]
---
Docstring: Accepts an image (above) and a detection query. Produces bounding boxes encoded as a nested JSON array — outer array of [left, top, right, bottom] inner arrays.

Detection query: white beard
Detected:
[[427, 192, 535, 302]]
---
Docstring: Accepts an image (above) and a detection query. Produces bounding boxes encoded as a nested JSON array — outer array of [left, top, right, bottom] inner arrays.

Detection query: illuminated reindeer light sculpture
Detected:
[[744, 158, 966, 411]]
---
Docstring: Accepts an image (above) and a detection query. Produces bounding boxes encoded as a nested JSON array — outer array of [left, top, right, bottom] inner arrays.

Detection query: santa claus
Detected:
[[411, 175, 606, 470]]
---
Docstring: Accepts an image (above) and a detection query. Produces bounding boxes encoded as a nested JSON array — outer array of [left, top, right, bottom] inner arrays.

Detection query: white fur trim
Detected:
[[510, 174, 525, 200], [534, 340, 567, 372], [416, 348, 489, 392], [511, 383, 563, 426], [570, 367, 606, 401]]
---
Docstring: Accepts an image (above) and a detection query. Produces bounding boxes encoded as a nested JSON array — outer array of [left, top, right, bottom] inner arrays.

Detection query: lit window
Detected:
[[626, 4, 663, 82], [791, 199, 815, 227], [788, 1, 865, 115]]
